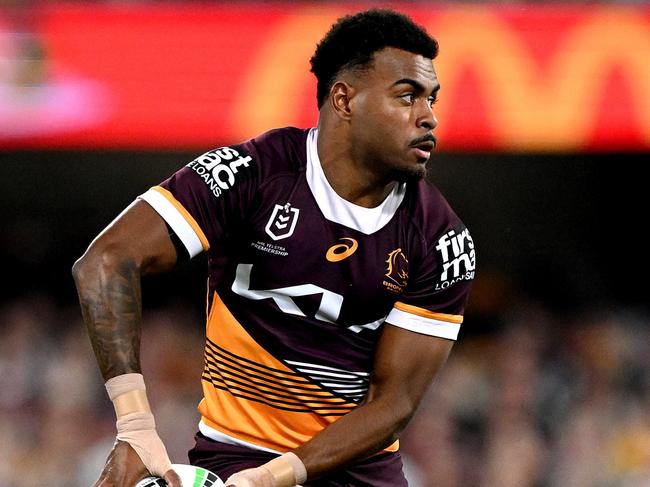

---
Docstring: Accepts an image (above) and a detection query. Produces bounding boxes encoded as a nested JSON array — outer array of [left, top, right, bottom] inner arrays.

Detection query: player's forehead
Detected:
[[366, 47, 438, 91]]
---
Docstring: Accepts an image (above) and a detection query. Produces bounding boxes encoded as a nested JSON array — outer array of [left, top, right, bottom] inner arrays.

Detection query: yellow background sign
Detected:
[[1, 4, 648, 151]]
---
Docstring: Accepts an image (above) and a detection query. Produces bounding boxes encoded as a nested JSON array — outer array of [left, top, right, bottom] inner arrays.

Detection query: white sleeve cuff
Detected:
[[385, 307, 461, 340], [139, 187, 206, 258]]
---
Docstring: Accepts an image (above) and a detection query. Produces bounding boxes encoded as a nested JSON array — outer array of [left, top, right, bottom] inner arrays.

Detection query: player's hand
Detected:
[[92, 440, 182, 487], [225, 452, 306, 487], [112, 410, 182, 486], [225, 466, 275, 487]]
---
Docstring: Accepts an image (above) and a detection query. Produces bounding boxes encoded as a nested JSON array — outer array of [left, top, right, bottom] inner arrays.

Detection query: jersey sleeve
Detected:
[[385, 223, 476, 341], [138, 143, 258, 258]]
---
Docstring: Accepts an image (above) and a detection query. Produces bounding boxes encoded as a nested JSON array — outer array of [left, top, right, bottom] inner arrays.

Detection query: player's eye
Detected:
[[400, 93, 415, 104], [427, 97, 438, 108]]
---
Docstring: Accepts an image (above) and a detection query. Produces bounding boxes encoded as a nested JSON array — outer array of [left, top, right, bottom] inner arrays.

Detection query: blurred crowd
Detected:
[[0, 296, 205, 487], [2, 294, 650, 486], [402, 303, 650, 487]]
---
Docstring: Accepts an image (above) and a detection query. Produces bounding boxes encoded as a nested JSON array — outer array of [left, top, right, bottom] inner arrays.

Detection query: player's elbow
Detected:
[[392, 401, 417, 437], [364, 384, 421, 442], [373, 394, 419, 446], [375, 405, 415, 449], [72, 249, 92, 287], [72, 239, 140, 290]]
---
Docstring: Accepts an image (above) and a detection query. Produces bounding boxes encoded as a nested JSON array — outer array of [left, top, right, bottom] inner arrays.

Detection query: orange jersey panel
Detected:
[[200, 292, 362, 451]]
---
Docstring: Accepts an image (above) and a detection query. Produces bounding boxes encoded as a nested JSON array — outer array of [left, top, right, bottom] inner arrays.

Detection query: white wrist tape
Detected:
[[105, 372, 147, 401], [265, 452, 307, 486], [225, 452, 307, 487], [106, 373, 151, 416], [105, 373, 172, 477]]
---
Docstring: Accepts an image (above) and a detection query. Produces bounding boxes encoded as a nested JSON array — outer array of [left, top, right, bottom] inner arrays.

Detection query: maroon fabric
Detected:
[[159, 127, 473, 377], [188, 432, 408, 487]]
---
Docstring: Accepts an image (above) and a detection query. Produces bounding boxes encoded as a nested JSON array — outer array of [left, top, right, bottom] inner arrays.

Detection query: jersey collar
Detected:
[[305, 128, 406, 235]]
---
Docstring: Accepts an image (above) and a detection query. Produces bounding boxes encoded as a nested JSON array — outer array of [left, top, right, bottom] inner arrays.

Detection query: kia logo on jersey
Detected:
[[265, 203, 300, 241]]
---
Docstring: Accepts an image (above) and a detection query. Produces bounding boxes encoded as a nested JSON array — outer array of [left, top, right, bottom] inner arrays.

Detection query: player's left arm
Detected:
[[226, 219, 474, 487], [294, 323, 453, 478], [225, 323, 453, 486]]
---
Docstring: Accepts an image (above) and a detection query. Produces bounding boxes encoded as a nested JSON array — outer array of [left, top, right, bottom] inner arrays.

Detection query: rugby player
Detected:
[[73, 8, 475, 487]]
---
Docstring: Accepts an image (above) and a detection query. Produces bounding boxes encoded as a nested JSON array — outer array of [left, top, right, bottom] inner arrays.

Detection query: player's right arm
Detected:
[[72, 199, 182, 487]]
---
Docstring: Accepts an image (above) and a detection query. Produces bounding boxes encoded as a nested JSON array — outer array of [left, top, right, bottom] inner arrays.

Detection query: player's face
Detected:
[[349, 47, 439, 181]]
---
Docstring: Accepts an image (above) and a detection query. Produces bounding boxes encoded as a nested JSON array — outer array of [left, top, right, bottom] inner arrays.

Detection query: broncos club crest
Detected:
[[383, 248, 409, 293]]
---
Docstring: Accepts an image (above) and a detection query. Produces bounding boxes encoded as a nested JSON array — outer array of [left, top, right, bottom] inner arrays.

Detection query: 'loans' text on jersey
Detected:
[[187, 146, 253, 198]]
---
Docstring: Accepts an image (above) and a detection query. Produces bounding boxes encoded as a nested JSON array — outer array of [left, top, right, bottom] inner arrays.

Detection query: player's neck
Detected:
[[316, 126, 396, 209]]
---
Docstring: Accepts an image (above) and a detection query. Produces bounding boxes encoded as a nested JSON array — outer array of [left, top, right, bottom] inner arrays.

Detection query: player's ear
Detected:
[[330, 81, 354, 121]]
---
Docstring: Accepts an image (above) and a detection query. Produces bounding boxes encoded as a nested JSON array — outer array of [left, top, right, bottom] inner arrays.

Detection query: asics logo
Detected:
[[326, 238, 358, 262]]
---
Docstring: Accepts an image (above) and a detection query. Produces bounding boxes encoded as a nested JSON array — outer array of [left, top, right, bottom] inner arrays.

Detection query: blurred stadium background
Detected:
[[1, 2, 649, 486]]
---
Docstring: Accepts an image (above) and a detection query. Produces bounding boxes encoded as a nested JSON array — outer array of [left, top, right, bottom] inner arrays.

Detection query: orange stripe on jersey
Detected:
[[394, 301, 463, 324], [150, 185, 210, 251], [203, 341, 353, 412], [199, 291, 359, 452]]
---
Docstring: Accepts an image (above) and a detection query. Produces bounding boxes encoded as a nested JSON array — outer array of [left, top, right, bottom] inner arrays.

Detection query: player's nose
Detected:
[[417, 104, 438, 131]]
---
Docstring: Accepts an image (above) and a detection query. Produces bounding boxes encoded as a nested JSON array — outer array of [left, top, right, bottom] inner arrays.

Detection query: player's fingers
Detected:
[[225, 480, 253, 487], [163, 468, 183, 487], [92, 476, 114, 487], [92, 456, 120, 487], [224, 474, 252, 487], [225, 468, 274, 487], [91, 475, 107, 487]]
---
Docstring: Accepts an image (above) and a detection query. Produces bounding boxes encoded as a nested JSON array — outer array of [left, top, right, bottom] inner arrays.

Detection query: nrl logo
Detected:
[[265, 203, 300, 241]]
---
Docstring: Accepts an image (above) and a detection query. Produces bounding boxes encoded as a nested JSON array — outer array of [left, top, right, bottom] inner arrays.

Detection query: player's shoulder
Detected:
[[404, 178, 468, 240], [243, 126, 310, 177], [405, 178, 458, 225], [182, 127, 309, 197]]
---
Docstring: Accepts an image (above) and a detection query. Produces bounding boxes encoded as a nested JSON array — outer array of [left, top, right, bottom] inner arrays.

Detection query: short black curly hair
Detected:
[[310, 9, 439, 108]]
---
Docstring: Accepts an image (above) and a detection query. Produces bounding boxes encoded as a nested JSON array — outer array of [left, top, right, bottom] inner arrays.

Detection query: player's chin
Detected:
[[393, 162, 427, 183]]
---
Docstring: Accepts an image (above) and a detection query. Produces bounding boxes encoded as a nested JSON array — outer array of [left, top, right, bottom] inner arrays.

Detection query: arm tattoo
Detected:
[[77, 259, 142, 380]]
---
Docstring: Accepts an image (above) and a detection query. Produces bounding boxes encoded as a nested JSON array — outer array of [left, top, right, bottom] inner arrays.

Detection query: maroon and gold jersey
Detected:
[[139, 127, 475, 453]]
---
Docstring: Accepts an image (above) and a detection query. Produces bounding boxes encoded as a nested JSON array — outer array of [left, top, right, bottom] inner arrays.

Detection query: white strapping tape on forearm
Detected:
[[105, 373, 151, 416], [264, 452, 307, 487], [106, 372, 147, 400], [105, 373, 172, 477]]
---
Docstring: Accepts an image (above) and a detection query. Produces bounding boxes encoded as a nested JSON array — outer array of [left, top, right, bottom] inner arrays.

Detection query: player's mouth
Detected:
[[409, 135, 436, 161]]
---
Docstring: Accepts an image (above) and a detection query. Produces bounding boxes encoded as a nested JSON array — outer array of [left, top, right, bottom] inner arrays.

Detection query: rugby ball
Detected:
[[135, 464, 224, 487]]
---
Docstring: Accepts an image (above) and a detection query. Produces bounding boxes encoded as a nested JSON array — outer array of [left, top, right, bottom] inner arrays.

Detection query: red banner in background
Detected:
[[1, 4, 649, 152]]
